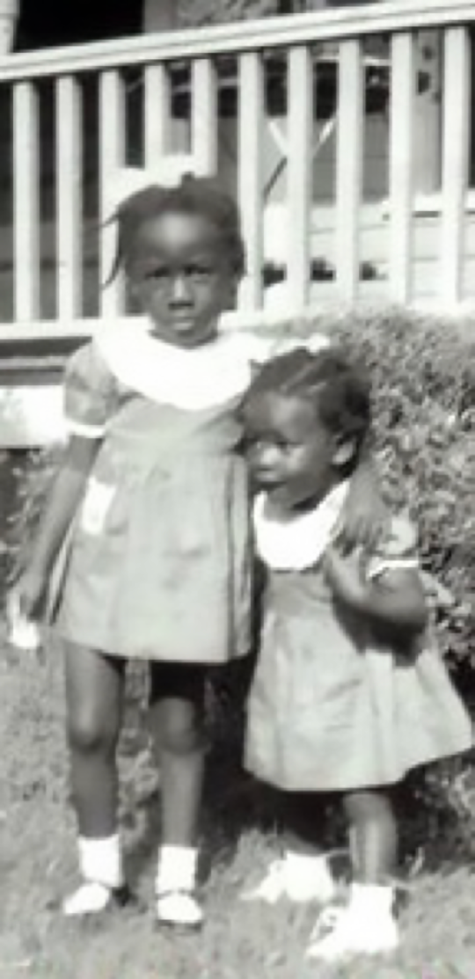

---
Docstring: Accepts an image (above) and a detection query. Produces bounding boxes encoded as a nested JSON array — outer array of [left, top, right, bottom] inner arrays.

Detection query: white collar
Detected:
[[254, 481, 350, 571], [95, 321, 254, 410]]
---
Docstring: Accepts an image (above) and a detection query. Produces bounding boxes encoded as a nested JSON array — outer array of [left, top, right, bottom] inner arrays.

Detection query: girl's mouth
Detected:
[[254, 471, 284, 491], [171, 314, 196, 328]]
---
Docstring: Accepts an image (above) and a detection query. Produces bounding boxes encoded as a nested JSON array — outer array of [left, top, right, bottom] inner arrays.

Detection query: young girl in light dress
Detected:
[[12, 160, 384, 929], [241, 347, 472, 962]]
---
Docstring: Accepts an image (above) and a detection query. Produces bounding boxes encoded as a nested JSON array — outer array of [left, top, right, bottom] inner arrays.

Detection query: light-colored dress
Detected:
[[50, 322, 329, 664], [245, 483, 473, 791]]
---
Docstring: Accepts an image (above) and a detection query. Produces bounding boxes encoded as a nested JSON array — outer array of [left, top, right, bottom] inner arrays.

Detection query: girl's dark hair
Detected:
[[244, 346, 372, 449], [106, 174, 246, 283]]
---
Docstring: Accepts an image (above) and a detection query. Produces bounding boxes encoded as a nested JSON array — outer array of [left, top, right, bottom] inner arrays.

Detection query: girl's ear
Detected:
[[332, 436, 357, 469]]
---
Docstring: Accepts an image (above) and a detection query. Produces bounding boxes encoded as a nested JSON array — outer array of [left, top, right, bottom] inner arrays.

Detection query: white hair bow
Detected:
[[105, 154, 211, 214]]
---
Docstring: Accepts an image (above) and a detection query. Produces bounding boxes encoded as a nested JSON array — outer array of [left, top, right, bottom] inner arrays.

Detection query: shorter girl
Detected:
[[241, 348, 472, 963]]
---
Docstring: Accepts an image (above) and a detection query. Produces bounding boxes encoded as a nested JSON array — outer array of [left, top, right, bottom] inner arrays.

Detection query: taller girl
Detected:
[[15, 163, 383, 929]]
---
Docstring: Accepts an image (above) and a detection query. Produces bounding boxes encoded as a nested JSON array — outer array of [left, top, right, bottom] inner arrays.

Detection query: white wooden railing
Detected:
[[0, 0, 474, 341]]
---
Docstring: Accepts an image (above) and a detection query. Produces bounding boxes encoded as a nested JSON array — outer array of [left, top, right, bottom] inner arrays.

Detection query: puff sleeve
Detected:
[[63, 341, 117, 439], [366, 515, 420, 582]]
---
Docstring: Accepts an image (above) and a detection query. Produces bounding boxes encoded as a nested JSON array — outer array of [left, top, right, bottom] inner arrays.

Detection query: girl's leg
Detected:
[[308, 788, 399, 962], [343, 788, 398, 883], [63, 641, 127, 915], [149, 663, 206, 927]]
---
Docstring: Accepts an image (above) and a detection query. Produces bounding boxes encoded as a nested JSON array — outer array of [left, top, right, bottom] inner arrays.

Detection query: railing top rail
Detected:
[[1, 0, 475, 82]]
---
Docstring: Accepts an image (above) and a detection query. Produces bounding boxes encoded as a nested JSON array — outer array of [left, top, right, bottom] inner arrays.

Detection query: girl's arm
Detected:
[[325, 547, 427, 635], [361, 567, 427, 632], [15, 435, 99, 617], [338, 438, 388, 552]]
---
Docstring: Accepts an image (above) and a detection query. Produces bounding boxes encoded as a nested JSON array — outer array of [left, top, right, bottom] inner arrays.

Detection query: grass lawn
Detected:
[[1, 638, 475, 979]]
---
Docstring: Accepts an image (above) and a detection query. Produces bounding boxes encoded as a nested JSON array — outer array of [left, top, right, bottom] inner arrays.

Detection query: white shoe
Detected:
[[241, 854, 336, 905], [307, 894, 399, 962], [156, 889, 203, 930], [62, 881, 131, 917]]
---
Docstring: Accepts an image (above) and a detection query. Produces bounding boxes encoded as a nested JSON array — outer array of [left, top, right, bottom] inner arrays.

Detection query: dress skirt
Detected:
[[49, 396, 252, 664], [245, 568, 473, 791]]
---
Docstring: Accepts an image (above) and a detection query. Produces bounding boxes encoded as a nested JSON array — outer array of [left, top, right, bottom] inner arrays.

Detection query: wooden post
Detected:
[[389, 32, 416, 304], [239, 53, 264, 310], [335, 39, 364, 301], [142, 0, 178, 33], [0, 0, 18, 55], [440, 26, 470, 304]]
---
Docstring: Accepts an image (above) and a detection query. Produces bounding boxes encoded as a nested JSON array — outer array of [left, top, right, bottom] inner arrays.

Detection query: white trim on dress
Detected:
[[66, 419, 106, 439], [254, 482, 350, 571]]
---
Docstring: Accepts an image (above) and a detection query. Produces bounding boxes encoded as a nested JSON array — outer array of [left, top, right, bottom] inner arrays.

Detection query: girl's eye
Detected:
[[145, 267, 170, 282], [245, 437, 290, 452], [185, 264, 213, 281]]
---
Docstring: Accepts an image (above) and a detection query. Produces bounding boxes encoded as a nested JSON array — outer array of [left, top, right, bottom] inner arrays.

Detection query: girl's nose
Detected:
[[170, 273, 192, 304], [253, 443, 279, 469]]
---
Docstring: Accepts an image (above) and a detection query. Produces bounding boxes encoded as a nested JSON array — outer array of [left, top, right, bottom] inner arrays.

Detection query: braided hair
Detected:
[[105, 174, 246, 284], [244, 346, 372, 460]]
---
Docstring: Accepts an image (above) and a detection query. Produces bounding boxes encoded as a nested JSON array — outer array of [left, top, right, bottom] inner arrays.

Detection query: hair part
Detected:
[[104, 174, 246, 285], [244, 346, 372, 452]]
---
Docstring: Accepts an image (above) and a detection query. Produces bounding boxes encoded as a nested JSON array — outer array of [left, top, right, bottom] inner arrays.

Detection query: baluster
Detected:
[[99, 70, 126, 317], [192, 58, 218, 175], [441, 26, 470, 304], [13, 81, 40, 322], [238, 52, 264, 310], [57, 75, 83, 320], [335, 40, 363, 301], [288, 44, 313, 309]]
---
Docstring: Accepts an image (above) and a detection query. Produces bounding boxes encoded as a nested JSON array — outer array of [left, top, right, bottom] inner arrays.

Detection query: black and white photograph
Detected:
[[1, 1, 475, 976]]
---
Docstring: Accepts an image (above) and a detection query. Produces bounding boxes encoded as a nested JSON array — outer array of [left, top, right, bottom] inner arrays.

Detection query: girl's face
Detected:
[[127, 211, 239, 348], [244, 391, 355, 510]]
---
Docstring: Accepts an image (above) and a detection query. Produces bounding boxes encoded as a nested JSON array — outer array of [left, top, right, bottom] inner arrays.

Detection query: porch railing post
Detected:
[[440, 26, 471, 305]]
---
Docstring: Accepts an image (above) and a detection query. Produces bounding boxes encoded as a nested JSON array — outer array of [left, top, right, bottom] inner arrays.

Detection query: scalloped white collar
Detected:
[[254, 481, 350, 571], [95, 322, 257, 411]]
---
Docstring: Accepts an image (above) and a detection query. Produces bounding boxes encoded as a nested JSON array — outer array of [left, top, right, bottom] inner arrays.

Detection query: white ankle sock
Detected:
[[284, 851, 335, 901], [78, 835, 124, 890], [286, 851, 330, 877], [349, 882, 395, 918], [156, 845, 198, 895]]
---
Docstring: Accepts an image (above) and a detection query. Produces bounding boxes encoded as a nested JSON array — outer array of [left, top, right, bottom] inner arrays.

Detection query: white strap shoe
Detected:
[[156, 889, 203, 930], [62, 881, 131, 917], [307, 902, 399, 961], [241, 854, 336, 905]]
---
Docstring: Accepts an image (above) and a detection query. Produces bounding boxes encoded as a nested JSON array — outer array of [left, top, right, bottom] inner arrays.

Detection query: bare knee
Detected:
[[154, 699, 204, 756], [64, 645, 124, 758], [67, 709, 120, 757]]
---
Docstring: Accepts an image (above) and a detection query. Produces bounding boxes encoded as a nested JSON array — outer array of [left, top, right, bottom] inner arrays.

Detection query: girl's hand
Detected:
[[7, 571, 45, 653], [11, 568, 47, 621], [324, 546, 367, 610]]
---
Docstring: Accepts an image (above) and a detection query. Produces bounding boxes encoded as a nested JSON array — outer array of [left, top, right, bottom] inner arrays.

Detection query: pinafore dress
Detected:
[[48, 323, 271, 664], [245, 483, 473, 791]]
